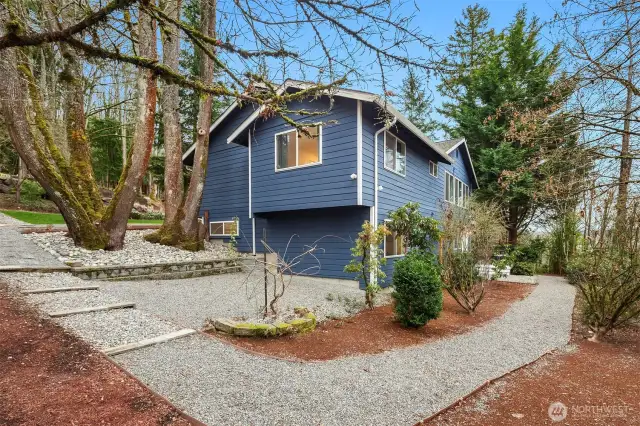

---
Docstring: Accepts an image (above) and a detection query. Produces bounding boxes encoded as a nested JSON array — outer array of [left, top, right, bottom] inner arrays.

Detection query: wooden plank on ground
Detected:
[[22, 286, 100, 294], [102, 329, 197, 356], [49, 302, 135, 318]]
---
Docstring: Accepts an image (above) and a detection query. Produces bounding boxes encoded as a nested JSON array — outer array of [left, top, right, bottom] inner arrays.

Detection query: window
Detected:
[[384, 132, 406, 176], [445, 172, 471, 207], [453, 234, 471, 252], [210, 220, 239, 237], [384, 220, 407, 257], [275, 126, 321, 171], [429, 161, 438, 177]]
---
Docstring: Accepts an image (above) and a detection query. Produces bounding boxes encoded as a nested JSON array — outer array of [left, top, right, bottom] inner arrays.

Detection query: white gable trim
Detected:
[[444, 138, 479, 189], [224, 79, 453, 164], [182, 100, 240, 161]]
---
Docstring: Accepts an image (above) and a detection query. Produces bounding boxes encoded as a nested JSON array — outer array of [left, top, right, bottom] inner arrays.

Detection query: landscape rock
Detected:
[[212, 319, 236, 334], [24, 230, 238, 267]]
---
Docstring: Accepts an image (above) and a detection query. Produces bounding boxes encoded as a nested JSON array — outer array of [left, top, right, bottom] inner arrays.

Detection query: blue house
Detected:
[[183, 80, 478, 284]]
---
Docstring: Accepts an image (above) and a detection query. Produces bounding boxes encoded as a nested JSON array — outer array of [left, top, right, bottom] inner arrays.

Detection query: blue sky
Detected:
[[384, 1, 561, 96], [364, 0, 564, 131]]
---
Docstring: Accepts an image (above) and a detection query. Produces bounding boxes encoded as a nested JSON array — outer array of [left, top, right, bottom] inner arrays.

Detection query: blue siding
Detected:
[[361, 102, 376, 206], [257, 206, 370, 280], [250, 96, 358, 213], [199, 95, 476, 284], [200, 105, 256, 252], [367, 119, 475, 283]]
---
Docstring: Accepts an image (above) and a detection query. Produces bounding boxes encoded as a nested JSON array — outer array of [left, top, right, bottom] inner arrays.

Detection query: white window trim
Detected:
[[445, 171, 471, 207], [209, 220, 239, 237], [274, 126, 323, 172], [429, 160, 438, 177], [383, 131, 407, 177], [383, 219, 407, 258]]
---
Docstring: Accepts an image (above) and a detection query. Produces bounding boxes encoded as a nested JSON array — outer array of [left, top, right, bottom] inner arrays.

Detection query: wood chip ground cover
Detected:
[[422, 291, 640, 426], [0, 284, 193, 426], [210, 281, 534, 361]]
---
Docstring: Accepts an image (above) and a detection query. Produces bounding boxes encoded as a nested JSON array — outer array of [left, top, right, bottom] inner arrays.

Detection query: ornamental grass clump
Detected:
[[392, 251, 443, 327]]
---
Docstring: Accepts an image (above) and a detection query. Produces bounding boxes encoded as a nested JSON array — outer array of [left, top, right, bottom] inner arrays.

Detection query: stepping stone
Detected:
[[22, 285, 100, 294], [49, 302, 135, 318], [102, 329, 197, 356]]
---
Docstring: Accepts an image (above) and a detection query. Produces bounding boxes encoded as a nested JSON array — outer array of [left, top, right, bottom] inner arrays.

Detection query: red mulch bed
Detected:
[[421, 296, 640, 425], [0, 284, 194, 426], [210, 281, 533, 361]]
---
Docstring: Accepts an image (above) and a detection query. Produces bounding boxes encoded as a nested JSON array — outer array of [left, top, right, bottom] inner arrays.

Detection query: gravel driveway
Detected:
[[0, 227, 64, 268], [113, 275, 575, 426], [99, 273, 368, 328]]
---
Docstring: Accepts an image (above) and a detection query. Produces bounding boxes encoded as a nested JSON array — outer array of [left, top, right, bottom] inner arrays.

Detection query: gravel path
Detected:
[[24, 230, 237, 266], [100, 273, 369, 328], [1, 272, 184, 350], [112, 275, 575, 426], [0, 211, 26, 226], [56, 309, 180, 349], [0, 227, 64, 268]]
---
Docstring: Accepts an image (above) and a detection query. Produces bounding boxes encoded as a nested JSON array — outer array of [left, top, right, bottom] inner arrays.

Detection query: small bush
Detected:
[[129, 211, 165, 220], [445, 251, 486, 311], [392, 251, 443, 327], [511, 262, 536, 276], [20, 179, 46, 201]]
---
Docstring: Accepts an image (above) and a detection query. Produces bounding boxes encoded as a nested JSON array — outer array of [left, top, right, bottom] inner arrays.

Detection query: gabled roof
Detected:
[[436, 138, 479, 188], [183, 79, 453, 164], [436, 138, 464, 153]]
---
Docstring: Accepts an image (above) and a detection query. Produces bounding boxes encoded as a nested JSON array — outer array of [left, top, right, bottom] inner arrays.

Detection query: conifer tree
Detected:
[[400, 68, 438, 138]]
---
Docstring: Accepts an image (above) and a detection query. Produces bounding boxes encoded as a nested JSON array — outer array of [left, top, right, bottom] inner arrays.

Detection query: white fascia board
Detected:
[[444, 138, 466, 154], [377, 100, 453, 164], [461, 139, 479, 189], [443, 137, 479, 189], [182, 100, 240, 161], [221, 79, 454, 164]]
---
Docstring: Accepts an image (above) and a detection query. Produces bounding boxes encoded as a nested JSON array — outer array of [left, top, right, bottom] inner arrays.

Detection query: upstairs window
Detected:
[[445, 172, 470, 207], [275, 126, 321, 171], [429, 161, 438, 177], [384, 132, 406, 176], [210, 220, 239, 237]]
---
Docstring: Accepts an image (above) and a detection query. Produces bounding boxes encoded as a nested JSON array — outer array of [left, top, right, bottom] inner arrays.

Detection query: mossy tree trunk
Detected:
[[100, 2, 157, 250], [147, 0, 216, 251], [0, 2, 156, 251], [159, 0, 183, 226]]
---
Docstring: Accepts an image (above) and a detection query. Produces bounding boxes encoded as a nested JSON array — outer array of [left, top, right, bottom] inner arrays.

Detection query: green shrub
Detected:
[[511, 262, 535, 276], [20, 180, 45, 201], [515, 237, 547, 264], [392, 251, 443, 327], [129, 211, 165, 220]]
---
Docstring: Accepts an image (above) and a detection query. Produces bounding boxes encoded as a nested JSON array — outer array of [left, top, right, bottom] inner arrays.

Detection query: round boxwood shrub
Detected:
[[392, 251, 443, 327]]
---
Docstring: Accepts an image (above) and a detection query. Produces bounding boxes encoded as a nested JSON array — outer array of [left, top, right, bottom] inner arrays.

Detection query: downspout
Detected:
[[373, 117, 397, 227]]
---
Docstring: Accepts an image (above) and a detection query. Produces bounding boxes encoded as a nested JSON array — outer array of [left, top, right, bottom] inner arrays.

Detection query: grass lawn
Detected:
[[1, 210, 163, 225]]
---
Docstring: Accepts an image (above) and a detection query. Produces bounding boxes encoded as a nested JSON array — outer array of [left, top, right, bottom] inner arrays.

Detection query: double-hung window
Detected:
[[429, 161, 438, 177], [384, 220, 407, 257], [445, 172, 471, 207], [384, 132, 406, 176], [275, 126, 321, 171], [210, 220, 239, 237]]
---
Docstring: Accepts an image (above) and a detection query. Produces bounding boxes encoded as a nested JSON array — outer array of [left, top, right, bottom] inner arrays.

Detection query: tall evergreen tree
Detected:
[[440, 7, 568, 244], [400, 68, 438, 138], [438, 3, 496, 153]]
